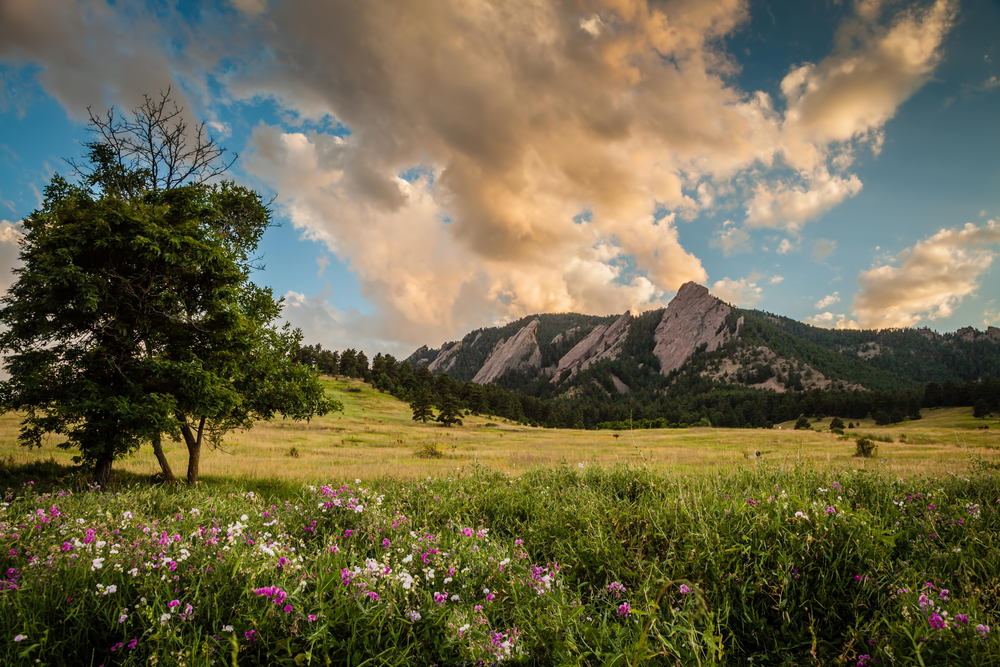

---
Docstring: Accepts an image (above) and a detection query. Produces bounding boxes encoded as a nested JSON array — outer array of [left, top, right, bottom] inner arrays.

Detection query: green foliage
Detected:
[[0, 121, 336, 485], [414, 442, 444, 458], [854, 436, 878, 458], [794, 415, 811, 430], [435, 393, 464, 427], [409, 388, 435, 423], [975, 398, 992, 419], [2, 465, 1000, 664], [830, 416, 845, 430]]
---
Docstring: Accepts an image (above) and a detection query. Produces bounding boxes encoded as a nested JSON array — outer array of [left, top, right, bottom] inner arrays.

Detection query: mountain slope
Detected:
[[409, 282, 930, 396]]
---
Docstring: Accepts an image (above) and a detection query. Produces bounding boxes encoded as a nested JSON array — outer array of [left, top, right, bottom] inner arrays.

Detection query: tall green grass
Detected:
[[1, 461, 998, 665]]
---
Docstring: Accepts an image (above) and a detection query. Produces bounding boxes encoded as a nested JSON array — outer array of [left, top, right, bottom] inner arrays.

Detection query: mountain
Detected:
[[407, 282, 1000, 398]]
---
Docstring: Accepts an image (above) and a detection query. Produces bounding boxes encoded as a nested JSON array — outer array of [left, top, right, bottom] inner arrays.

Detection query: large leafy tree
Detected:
[[0, 92, 339, 485]]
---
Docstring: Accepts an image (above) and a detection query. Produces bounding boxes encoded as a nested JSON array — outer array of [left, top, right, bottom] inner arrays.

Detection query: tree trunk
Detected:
[[151, 433, 176, 483], [178, 414, 206, 485], [94, 453, 114, 488]]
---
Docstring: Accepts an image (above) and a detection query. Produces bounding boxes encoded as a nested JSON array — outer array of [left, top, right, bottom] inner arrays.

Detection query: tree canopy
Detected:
[[0, 93, 339, 485]]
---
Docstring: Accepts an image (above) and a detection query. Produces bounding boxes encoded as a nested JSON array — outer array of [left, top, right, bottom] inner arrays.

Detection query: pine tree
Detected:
[[436, 393, 464, 427], [410, 388, 435, 423]]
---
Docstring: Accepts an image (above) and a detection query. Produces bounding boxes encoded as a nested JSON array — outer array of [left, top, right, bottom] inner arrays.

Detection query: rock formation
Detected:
[[551, 312, 632, 382], [472, 319, 543, 384], [428, 340, 462, 374], [653, 282, 737, 376]]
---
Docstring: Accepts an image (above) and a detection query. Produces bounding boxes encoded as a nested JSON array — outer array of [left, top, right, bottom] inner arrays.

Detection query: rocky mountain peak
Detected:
[[653, 282, 739, 375], [471, 319, 543, 384]]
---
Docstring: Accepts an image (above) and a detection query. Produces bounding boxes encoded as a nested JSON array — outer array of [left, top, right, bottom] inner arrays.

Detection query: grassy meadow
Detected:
[[3, 378, 1000, 665], [1, 376, 998, 486]]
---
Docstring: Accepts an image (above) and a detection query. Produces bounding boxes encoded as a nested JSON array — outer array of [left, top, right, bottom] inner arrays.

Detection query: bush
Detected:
[[829, 417, 845, 430], [415, 442, 444, 458], [794, 415, 811, 430], [854, 436, 878, 458]]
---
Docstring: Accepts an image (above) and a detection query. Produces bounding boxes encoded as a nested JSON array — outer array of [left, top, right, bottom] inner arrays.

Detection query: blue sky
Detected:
[[1, 0, 998, 357]]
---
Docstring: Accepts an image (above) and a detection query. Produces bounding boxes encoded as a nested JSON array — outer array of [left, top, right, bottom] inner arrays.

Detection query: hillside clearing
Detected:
[[1, 378, 997, 485]]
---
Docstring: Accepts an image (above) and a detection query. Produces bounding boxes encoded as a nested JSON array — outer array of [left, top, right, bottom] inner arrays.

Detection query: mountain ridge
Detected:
[[407, 283, 1000, 397]]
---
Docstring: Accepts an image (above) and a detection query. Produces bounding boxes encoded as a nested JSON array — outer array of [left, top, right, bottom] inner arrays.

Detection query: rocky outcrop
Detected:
[[551, 312, 632, 382], [551, 327, 581, 346], [428, 340, 462, 374], [653, 282, 737, 376], [472, 319, 543, 384], [409, 345, 435, 366], [955, 326, 1000, 343], [608, 373, 631, 394]]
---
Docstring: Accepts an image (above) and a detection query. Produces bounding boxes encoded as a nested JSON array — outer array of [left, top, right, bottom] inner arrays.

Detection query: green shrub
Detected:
[[414, 441, 444, 458], [854, 436, 878, 458], [794, 415, 811, 430]]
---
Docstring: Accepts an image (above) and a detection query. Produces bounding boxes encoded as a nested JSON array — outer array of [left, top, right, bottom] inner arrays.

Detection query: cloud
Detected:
[[0, 0, 198, 120], [781, 0, 956, 148], [812, 238, 838, 261], [0, 0, 959, 350], [230, 0, 268, 16], [745, 172, 863, 231], [776, 238, 796, 254], [0, 220, 23, 293], [804, 311, 860, 329], [851, 220, 1000, 328], [710, 275, 763, 307], [709, 222, 752, 256], [768, 275, 784, 284], [815, 292, 841, 309]]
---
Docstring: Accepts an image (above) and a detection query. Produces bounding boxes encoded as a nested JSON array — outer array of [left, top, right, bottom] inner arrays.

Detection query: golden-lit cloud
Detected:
[[850, 220, 1000, 328], [0, 0, 963, 349], [710, 275, 763, 307]]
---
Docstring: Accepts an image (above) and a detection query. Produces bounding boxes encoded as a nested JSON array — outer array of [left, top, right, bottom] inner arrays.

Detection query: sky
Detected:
[[0, 0, 998, 359]]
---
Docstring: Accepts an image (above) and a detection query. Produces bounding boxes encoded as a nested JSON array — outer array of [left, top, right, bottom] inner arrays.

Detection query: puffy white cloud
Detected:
[[804, 312, 861, 329], [851, 220, 1000, 328], [709, 221, 752, 256], [781, 0, 956, 148], [745, 171, 862, 231], [0, 0, 960, 350], [769, 275, 784, 284], [710, 276, 763, 307], [815, 292, 841, 309], [776, 238, 796, 254]]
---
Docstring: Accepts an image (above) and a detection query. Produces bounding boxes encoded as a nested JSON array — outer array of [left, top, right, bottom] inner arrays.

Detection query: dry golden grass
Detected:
[[1, 377, 998, 484]]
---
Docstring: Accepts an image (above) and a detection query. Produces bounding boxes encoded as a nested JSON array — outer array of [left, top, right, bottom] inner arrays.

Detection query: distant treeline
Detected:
[[293, 343, 1000, 429]]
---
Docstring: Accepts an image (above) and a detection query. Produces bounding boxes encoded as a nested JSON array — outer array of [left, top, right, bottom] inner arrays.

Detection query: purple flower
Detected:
[[283, 604, 294, 613], [939, 589, 950, 601], [824, 506, 836, 515], [928, 613, 945, 629], [856, 654, 871, 667], [977, 624, 990, 637], [168, 600, 180, 608], [679, 584, 691, 595], [127, 638, 138, 649], [607, 582, 626, 597], [307, 614, 317, 622], [955, 614, 969, 625], [244, 629, 257, 643], [618, 603, 631, 617]]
